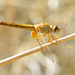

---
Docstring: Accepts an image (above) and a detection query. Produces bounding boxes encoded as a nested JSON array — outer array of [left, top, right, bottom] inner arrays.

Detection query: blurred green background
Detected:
[[0, 0, 75, 75]]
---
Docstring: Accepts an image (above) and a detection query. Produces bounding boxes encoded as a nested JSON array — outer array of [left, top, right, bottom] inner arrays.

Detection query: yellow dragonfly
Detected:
[[0, 21, 70, 62]]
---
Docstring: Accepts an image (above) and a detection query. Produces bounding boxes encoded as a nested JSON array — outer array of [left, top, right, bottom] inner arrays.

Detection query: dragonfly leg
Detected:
[[55, 37, 70, 52], [51, 34, 71, 52], [48, 33, 52, 42], [41, 37, 54, 63], [36, 34, 55, 62], [36, 34, 46, 50], [51, 34, 56, 40], [36, 37, 41, 48], [36, 34, 46, 39]]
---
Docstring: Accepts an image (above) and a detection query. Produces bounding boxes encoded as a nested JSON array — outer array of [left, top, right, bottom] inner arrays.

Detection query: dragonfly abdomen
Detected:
[[0, 22, 35, 31]]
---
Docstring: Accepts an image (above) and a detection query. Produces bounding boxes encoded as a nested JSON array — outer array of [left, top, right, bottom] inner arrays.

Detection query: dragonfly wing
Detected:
[[48, 21, 67, 30], [41, 48, 55, 63], [41, 37, 55, 63]]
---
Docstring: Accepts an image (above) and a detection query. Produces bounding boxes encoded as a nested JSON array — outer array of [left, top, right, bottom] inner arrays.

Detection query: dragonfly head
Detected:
[[53, 25, 60, 34]]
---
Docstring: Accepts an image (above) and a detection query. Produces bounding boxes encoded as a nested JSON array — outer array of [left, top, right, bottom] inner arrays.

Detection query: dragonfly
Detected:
[[0, 21, 70, 62]]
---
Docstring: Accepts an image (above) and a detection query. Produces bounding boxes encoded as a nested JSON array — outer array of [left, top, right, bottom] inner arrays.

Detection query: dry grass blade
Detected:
[[0, 33, 75, 66]]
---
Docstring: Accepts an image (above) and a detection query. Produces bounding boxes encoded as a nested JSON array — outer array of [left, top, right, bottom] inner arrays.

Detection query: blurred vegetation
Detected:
[[0, 0, 75, 75]]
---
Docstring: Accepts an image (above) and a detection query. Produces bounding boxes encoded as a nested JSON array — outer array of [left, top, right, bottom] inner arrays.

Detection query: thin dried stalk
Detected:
[[0, 33, 75, 66]]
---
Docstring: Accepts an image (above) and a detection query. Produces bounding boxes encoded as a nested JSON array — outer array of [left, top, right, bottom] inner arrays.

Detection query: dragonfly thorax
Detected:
[[35, 23, 52, 34]]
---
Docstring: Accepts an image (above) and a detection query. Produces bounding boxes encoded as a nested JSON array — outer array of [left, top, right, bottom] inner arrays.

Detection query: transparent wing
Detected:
[[42, 48, 55, 63], [47, 21, 67, 29], [41, 37, 55, 63]]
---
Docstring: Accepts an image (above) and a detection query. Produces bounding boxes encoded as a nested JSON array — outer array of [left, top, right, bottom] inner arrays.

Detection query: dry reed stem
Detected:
[[0, 33, 75, 66]]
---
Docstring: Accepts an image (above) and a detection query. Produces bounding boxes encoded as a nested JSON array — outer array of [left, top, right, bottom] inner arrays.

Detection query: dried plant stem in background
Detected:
[[0, 33, 75, 66]]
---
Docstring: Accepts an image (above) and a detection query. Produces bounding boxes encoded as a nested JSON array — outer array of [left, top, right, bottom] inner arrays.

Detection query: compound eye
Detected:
[[55, 26, 60, 34]]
